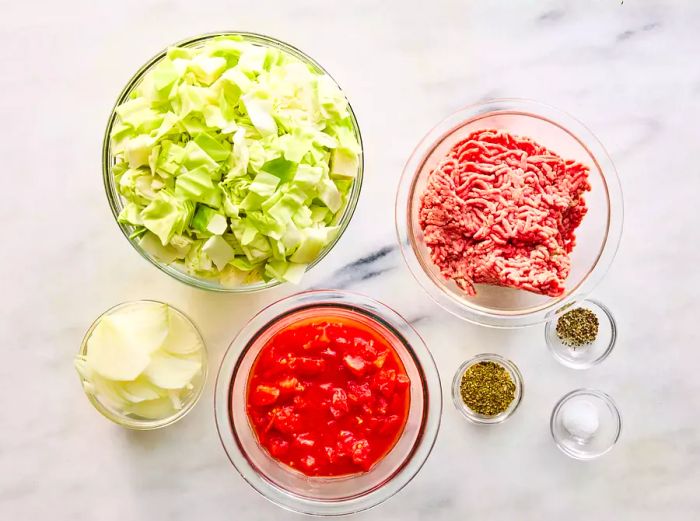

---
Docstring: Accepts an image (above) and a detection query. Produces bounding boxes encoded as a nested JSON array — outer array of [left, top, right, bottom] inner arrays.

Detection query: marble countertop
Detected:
[[3, 0, 699, 519]]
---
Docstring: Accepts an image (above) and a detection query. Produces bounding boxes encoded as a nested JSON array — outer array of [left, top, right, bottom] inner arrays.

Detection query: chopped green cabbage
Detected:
[[110, 36, 359, 286]]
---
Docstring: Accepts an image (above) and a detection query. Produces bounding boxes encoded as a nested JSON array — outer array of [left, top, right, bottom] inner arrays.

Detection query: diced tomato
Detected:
[[317, 326, 330, 344], [295, 433, 316, 448], [374, 369, 397, 398], [337, 429, 355, 448], [374, 350, 388, 369], [292, 395, 310, 410], [268, 437, 290, 457], [347, 382, 372, 404], [396, 373, 410, 389], [288, 356, 326, 375], [252, 385, 280, 406], [320, 347, 338, 358], [300, 455, 317, 471], [278, 376, 303, 394], [379, 414, 401, 435], [333, 337, 350, 352], [330, 388, 349, 418], [302, 338, 327, 351], [246, 314, 410, 477], [355, 337, 378, 361], [364, 416, 380, 432], [324, 446, 343, 464], [343, 354, 367, 377], [350, 439, 372, 470], [272, 406, 302, 434], [390, 393, 405, 413]]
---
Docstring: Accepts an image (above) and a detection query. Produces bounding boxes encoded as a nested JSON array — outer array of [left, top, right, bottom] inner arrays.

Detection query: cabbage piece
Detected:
[[290, 227, 337, 263], [189, 55, 227, 85], [185, 240, 214, 274], [153, 112, 181, 143], [283, 262, 307, 284], [330, 148, 359, 179], [310, 206, 330, 223], [242, 233, 272, 263], [126, 135, 154, 168], [175, 167, 222, 208], [154, 141, 186, 177], [278, 131, 313, 162], [268, 188, 307, 225], [238, 45, 268, 74], [202, 235, 236, 270], [241, 92, 277, 136], [247, 211, 286, 240], [328, 121, 361, 155], [175, 84, 209, 117], [118, 202, 144, 226], [219, 265, 248, 287], [182, 140, 219, 176], [152, 58, 179, 93], [293, 164, 323, 189], [116, 98, 160, 129], [262, 156, 297, 182], [248, 172, 280, 197], [220, 67, 252, 92], [194, 132, 231, 162], [318, 178, 342, 213], [191, 205, 228, 235], [138, 232, 181, 263], [141, 191, 194, 245]]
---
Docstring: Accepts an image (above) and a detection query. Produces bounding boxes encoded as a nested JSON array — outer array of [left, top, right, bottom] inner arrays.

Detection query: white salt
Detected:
[[562, 400, 599, 439]]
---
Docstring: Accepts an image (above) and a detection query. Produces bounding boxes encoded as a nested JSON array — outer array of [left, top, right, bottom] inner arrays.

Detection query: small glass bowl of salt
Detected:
[[550, 389, 622, 460]]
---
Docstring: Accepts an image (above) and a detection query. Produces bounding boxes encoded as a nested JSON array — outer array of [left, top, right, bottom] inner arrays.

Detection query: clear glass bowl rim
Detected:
[[550, 388, 622, 460], [395, 98, 624, 328], [544, 299, 617, 369], [102, 31, 364, 293], [213, 289, 442, 516], [77, 299, 208, 430], [451, 353, 524, 424]]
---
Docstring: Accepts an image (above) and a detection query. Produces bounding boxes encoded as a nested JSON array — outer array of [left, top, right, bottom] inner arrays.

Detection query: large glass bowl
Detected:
[[396, 99, 623, 328], [103, 32, 363, 292], [214, 290, 442, 515]]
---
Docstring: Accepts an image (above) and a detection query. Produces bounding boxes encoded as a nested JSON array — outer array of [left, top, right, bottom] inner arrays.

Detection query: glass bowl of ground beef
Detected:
[[395, 99, 623, 328]]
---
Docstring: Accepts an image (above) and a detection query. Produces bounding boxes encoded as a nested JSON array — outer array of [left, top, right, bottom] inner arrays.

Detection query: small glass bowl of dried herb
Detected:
[[451, 354, 523, 424], [545, 299, 617, 370]]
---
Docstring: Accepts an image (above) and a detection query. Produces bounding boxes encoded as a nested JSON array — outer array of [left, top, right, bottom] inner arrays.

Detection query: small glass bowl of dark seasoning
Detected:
[[451, 354, 523, 424], [545, 300, 616, 370]]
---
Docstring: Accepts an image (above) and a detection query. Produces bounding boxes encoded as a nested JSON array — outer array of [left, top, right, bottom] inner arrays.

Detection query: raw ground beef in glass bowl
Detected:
[[395, 99, 623, 328]]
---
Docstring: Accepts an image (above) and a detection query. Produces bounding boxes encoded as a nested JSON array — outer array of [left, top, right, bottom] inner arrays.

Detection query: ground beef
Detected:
[[419, 129, 590, 297]]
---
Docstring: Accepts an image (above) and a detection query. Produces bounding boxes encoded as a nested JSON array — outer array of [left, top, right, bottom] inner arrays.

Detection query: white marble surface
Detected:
[[2, 0, 700, 519]]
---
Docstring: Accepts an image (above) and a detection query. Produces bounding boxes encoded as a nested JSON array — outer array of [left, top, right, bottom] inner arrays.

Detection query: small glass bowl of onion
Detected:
[[75, 300, 207, 430]]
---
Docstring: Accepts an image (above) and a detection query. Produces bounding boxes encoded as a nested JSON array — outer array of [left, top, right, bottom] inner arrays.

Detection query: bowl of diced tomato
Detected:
[[214, 290, 442, 515]]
